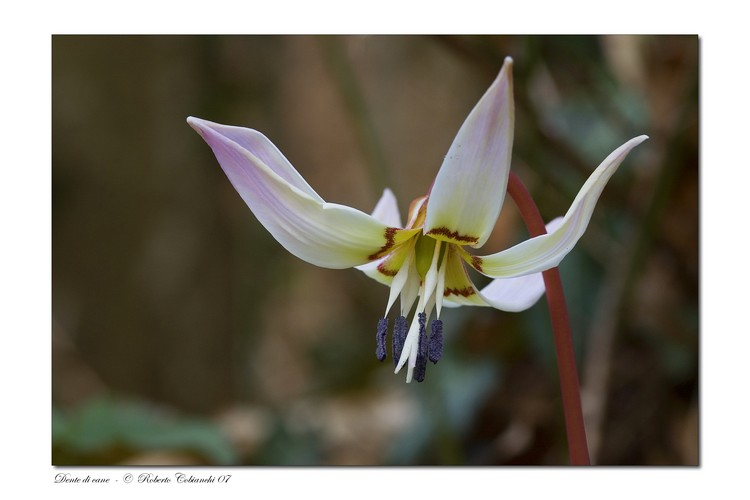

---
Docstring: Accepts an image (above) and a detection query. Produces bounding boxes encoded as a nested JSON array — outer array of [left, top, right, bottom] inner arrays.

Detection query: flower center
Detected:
[[375, 228, 453, 381]]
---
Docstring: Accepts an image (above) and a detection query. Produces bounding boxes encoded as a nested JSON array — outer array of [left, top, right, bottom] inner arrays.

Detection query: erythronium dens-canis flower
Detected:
[[187, 57, 647, 383]]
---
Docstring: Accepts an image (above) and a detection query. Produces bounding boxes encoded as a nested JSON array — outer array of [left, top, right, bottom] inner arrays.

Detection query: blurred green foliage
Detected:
[[53, 395, 236, 465]]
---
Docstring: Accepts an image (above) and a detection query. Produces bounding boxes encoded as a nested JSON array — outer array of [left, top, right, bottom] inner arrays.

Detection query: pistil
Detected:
[[413, 313, 428, 382]]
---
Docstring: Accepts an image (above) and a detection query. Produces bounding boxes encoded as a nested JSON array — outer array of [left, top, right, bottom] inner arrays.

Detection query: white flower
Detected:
[[187, 57, 647, 382]]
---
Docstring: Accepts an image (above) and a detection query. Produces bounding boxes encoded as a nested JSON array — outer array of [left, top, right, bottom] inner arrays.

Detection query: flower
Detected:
[[187, 57, 647, 383]]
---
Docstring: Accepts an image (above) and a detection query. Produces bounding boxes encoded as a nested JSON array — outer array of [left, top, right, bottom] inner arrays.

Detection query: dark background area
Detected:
[[52, 35, 698, 465]]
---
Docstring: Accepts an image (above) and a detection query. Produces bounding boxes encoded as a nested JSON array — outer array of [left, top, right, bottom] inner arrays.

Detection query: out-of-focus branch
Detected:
[[319, 36, 393, 192]]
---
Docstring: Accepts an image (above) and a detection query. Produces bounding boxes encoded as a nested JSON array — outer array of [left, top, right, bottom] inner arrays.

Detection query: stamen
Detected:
[[435, 245, 448, 317], [384, 249, 414, 318], [392, 315, 408, 369], [429, 319, 443, 363], [399, 265, 420, 317], [376, 318, 388, 362], [413, 313, 428, 382], [421, 240, 442, 304]]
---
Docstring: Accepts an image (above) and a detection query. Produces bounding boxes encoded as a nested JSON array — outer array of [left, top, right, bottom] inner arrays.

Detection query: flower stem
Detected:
[[507, 171, 591, 465]]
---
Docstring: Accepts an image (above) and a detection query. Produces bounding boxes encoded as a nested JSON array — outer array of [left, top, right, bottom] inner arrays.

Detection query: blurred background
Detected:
[[52, 35, 698, 465]]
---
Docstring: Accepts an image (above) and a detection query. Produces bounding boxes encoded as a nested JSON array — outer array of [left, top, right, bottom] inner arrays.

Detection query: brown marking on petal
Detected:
[[470, 255, 484, 273], [376, 261, 398, 277], [444, 287, 476, 298], [426, 227, 480, 245], [368, 227, 398, 261]]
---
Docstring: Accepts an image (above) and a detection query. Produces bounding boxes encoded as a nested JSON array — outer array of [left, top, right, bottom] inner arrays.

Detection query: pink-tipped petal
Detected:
[[188, 117, 418, 269], [424, 57, 515, 248]]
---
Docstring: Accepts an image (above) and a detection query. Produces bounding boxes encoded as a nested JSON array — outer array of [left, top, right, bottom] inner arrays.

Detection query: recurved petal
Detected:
[[188, 116, 418, 269], [188, 117, 323, 201], [355, 258, 392, 286], [440, 245, 485, 307], [356, 236, 415, 288], [443, 271, 545, 312], [476, 273, 545, 312], [466, 136, 649, 278], [355, 189, 404, 283], [424, 57, 515, 248], [440, 241, 544, 312], [370, 188, 403, 228], [470, 218, 564, 311]]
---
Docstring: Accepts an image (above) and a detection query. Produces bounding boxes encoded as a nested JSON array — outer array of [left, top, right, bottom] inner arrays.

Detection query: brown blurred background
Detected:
[[52, 35, 698, 465]]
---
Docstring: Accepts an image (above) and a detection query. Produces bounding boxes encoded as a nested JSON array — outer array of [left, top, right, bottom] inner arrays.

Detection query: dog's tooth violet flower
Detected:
[[187, 57, 647, 383]]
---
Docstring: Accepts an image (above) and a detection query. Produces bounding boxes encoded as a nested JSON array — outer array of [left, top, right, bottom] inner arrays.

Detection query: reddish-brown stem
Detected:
[[507, 171, 591, 465]]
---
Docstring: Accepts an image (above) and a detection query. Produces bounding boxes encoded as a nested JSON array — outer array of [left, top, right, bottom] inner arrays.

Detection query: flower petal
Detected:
[[354, 258, 392, 286], [355, 189, 404, 283], [370, 188, 403, 228], [466, 135, 649, 278], [445, 218, 562, 311], [441, 245, 485, 307], [424, 57, 515, 248], [474, 218, 563, 311], [442, 272, 545, 312], [476, 273, 545, 312], [189, 117, 323, 201], [358, 238, 417, 314], [188, 116, 418, 268]]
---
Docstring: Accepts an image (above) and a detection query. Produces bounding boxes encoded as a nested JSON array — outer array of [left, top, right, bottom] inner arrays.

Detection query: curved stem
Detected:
[[507, 171, 591, 465]]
